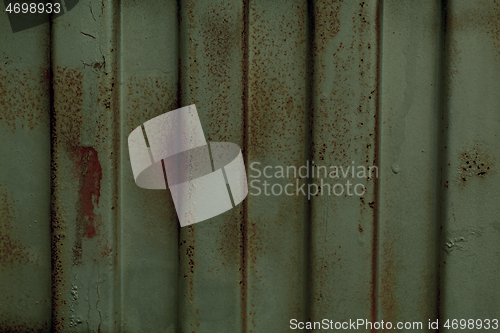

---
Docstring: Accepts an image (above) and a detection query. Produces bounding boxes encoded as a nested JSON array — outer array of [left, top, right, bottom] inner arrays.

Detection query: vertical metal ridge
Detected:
[[113, 0, 123, 330], [304, 0, 316, 326], [436, 0, 450, 327], [241, 0, 249, 331], [175, 1, 183, 332], [49, 10, 58, 332], [176, 0, 183, 112], [48, 10, 67, 332], [371, 0, 383, 330]]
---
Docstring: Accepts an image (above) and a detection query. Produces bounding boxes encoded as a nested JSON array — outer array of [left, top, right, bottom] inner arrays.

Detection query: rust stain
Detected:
[[201, 6, 241, 144], [178, 1, 248, 331], [53, 67, 84, 146], [307, 0, 353, 303], [201, 6, 238, 80], [183, 0, 200, 107], [51, 226, 67, 331], [447, 0, 500, 58], [198, 1, 246, 301], [180, 225, 196, 304], [0, 185, 31, 265], [97, 72, 113, 111], [245, 0, 311, 329], [445, 0, 500, 93], [51, 52, 120, 323], [124, 76, 177, 134], [457, 141, 496, 186], [215, 209, 244, 269], [311, 0, 377, 166], [247, 1, 308, 161], [0, 68, 50, 132], [314, 0, 342, 53], [485, 0, 500, 58], [309, 0, 380, 326], [379, 236, 400, 332], [51, 66, 84, 330]]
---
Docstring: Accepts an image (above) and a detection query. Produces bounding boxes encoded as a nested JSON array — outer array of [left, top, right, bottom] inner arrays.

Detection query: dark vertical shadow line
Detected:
[[175, 0, 183, 331], [49, 10, 56, 332], [221, 168, 236, 207], [241, 0, 249, 331], [176, 0, 183, 112], [371, 0, 383, 330], [304, 0, 315, 330], [140, 124, 151, 147], [207, 142, 215, 172], [436, 0, 450, 330], [161, 160, 169, 191], [112, 0, 122, 330]]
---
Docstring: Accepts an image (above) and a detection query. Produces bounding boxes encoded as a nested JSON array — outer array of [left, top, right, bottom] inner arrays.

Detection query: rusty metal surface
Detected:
[[177, 0, 246, 332], [308, 0, 379, 327], [245, 1, 310, 331], [439, 0, 500, 322], [0, 12, 51, 332], [50, 0, 119, 331], [1, 0, 500, 332]]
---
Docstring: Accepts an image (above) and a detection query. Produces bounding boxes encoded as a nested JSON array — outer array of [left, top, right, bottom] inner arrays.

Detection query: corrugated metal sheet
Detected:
[[1, 0, 499, 332]]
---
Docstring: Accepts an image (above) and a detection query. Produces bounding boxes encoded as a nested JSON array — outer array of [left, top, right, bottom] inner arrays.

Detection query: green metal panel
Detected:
[[50, 1, 119, 331], [0, 11, 51, 332], [309, 0, 379, 326], [1, 0, 499, 332], [378, 0, 442, 326], [120, 1, 179, 331], [440, 0, 500, 322], [177, 1, 246, 332]]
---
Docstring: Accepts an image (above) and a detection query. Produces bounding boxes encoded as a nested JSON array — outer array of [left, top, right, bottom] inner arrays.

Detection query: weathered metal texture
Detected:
[[309, 0, 379, 326], [2, 0, 500, 332], [178, 0, 246, 332], [245, 1, 310, 332], [378, 0, 442, 327], [378, 0, 500, 329], [50, 0, 119, 331], [120, 0, 179, 332], [440, 0, 500, 321], [0, 13, 51, 332]]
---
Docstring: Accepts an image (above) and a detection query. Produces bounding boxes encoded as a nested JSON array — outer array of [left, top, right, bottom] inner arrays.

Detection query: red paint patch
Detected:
[[72, 147, 103, 265], [75, 147, 102, 239]]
